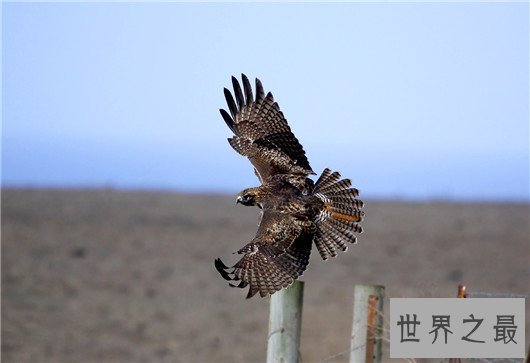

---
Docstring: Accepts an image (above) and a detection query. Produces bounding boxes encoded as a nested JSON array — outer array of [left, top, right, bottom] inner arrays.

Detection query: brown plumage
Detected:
[[215, 74, 365, 299]]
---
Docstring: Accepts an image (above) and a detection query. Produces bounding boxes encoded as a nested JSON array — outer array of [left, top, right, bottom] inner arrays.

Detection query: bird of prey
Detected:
[[215, 74, 364, 299]]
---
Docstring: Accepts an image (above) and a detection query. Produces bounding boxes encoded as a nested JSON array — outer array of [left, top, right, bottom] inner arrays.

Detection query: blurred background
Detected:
[[3, 2, 528, 200], [2, 2, 529, 362]]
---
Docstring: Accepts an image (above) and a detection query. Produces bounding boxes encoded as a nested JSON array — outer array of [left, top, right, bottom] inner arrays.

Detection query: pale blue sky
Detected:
[[3, 2, 529, 201]]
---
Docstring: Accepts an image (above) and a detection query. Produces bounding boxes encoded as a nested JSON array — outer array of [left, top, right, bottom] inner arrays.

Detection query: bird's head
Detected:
[[236, 188, 261, 207]]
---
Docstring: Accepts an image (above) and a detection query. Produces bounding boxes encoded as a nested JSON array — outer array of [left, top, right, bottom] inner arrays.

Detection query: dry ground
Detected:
[[2, 189, 529, 362]]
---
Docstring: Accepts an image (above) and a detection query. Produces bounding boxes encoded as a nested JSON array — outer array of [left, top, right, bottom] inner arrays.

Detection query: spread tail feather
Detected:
[[312, 168, 364, 260]]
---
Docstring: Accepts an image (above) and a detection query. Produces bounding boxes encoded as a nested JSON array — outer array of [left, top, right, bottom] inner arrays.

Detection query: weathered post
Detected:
[[350, 284, 385, 363], [448, 284, 467, 363], [457, 283, 467, 298], [266, 280, 304, 363]]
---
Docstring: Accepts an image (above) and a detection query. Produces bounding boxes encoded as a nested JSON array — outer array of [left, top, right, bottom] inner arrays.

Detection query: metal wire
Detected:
[[317, 286, 528, 362], [465, 291, 530, 299]]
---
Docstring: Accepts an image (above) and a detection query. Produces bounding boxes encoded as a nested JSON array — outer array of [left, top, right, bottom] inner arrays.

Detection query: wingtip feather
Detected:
[[241, 74, 253, 106], [255, 78, 265, 102], [223, 87, 238, 119], [231, 76, 245, 109], [214, 258, 234, 281], [219, 109, 236, 133]]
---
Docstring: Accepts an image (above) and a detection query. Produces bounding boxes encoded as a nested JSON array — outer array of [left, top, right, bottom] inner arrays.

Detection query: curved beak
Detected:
[[236, 195, 243, 205]]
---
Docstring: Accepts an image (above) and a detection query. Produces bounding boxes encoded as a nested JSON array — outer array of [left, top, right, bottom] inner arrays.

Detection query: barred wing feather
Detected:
[[214, 210, 313, 298], [220, 74, 314, 183]]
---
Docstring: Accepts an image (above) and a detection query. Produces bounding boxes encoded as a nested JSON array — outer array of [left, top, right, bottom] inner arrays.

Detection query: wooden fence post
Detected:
[[457, 284, 467, 298], [350, 284, 385, 363], [266, 280, 304, 363]]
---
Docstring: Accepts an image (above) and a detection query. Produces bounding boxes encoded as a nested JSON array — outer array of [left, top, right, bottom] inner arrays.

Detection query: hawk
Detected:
[[215, 74, 364, 299]]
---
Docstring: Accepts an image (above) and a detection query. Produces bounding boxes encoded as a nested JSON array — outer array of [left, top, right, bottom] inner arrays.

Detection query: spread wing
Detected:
[[220, 74, 315, 183], [214, 209, 314, 298]]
